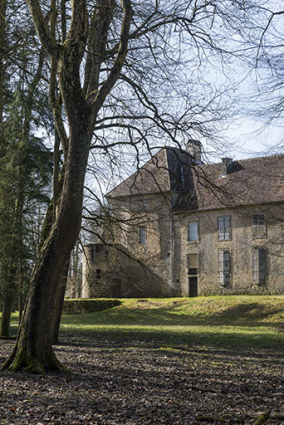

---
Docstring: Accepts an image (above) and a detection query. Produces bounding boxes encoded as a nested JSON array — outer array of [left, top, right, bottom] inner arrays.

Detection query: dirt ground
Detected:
[[1, 336, 284, 425]]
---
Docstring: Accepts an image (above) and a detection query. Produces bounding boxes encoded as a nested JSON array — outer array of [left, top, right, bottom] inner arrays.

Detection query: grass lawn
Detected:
[[2, 295, 284, 424], [59, 295, 284, 350]]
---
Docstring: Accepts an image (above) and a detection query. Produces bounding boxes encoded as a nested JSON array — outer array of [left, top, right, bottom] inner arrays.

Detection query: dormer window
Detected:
[[220, 157, 233, 178]]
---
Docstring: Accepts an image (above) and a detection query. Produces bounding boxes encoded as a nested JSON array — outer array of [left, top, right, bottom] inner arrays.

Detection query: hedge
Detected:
[[63, 298, 122, 315]]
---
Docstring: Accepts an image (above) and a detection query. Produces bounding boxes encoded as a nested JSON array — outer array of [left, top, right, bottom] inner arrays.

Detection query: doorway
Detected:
[[187, 253, 199, 297], [189, 276, 198, 297]]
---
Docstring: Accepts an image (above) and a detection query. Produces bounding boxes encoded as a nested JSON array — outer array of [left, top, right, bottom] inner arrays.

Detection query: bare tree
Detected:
[[217, 1, 284, 150], [3, 0, 246, 373]]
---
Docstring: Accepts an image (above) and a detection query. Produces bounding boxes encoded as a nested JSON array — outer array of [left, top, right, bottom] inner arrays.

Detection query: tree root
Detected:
[[254, 411, 271, 425], [2, 345, 68, 374]]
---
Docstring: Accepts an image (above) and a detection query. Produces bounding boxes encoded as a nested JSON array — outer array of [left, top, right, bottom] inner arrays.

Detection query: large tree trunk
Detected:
[[1, 292, 14, 338], [3, 121, 90, 373], [2, 0, 131, 373], [51, 259, 69, 344]]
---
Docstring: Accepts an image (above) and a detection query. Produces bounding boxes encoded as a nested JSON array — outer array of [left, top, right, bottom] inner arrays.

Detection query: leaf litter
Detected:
[[0, 336, 284, 425]]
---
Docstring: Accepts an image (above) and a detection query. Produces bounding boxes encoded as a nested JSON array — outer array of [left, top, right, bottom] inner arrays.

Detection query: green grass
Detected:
[[4, 295, 284, 349], [59, 295, 284, 350]]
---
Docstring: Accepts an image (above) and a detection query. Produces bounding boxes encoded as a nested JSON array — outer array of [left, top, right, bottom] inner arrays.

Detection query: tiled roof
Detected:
[[107, 146, 284, 211], [107, 147, 191, 198], [174, 154, 284, 212]]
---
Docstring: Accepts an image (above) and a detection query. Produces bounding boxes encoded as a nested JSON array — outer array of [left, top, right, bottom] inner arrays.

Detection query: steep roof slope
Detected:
[[175, 155, 284, 212], [106, 146, 284, 210], [107, 147, 192, 198]]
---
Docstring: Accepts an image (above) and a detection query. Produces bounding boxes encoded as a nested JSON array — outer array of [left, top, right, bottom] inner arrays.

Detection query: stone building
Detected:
[[82, 141, 284, 297]]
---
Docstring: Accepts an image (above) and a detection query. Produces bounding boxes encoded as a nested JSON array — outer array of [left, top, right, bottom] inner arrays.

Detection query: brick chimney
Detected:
[[221, 157, 233, 177], [186, 139, 202, 164]]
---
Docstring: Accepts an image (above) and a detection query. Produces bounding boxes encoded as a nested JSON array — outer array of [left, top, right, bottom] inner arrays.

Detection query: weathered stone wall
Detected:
[[173, 204, 284, 296], [109, 192, 175, 294], [82, 191, 284, 298], [81, 244, 121, 298], [82, 242, 173, 298]]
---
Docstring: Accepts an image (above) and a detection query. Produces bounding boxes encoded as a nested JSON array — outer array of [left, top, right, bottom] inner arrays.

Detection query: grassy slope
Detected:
[[59, 295, 284, 349]]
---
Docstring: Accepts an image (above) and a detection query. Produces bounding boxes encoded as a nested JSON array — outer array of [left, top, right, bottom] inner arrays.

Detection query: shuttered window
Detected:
[[218, 216, 231, 240], [253, 248, 266, 285], [187, 253, 199, 275], [252, 214, 266, 239], [218, 250, 231, 286]]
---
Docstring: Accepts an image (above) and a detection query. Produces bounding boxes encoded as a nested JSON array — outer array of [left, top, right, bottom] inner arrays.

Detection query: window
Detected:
[[218, 250, 231, 286], [218, 216, 231, 240], [252, 214, 266, 239], [138, 226, 147, 244], [253, 248, 266, 285], [181, 166, 185, 185], [187, 253, 199, 275], [96, 269, 101, 279], [143, 200, 147, 207], [188, 221, 199, 242]]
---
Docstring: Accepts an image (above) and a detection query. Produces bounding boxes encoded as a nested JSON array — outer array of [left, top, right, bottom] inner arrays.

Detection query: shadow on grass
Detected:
[[215, 302, 284, 321], [61, 301, 284, 328], [5, 298, 284, 352], [58, 324, 284, 351]]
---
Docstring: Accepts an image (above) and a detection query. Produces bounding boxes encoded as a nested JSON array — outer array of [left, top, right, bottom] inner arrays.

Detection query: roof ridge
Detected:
[[236, 153, 284, 162], [203, 153, 284, 166]]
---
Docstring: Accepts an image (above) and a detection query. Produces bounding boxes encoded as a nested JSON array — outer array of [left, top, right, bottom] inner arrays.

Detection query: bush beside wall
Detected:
[[63, 299, 122, 315]]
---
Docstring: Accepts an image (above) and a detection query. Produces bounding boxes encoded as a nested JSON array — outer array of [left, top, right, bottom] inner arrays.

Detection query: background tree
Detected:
[[0, 1, 53, 338], [214, 1, 284, 152]]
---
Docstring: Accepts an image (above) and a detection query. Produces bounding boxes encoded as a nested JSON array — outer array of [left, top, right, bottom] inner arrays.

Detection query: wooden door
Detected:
[[189, 276, 198, 297]]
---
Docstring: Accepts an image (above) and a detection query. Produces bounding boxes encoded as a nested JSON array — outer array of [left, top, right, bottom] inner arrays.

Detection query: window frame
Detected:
[[252, 213, 266, 239], [218, 249, 231, 286], [253, 247, 266, 285], [188, 220, 199, 243], [138, 226, 147, 244], [218, 216, 231, 241]]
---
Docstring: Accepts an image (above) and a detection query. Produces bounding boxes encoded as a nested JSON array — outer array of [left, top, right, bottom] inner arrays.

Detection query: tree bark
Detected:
[[51, 259, 69, 344], [3, 115, 90, 372], [1, 292, 14, 338], [3, 0, 132, 373]]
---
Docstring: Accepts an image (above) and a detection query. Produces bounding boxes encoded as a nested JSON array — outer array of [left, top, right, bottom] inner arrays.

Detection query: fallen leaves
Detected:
[[0, 338, 284, 424]]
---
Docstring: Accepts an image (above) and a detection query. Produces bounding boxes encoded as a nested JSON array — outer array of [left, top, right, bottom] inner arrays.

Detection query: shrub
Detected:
[[63, 299, 121, 315]]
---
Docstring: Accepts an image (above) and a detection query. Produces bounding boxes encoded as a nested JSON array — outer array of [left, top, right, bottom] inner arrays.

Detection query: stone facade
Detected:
[[82, 142, 284, 297], [172, 205, 284, 296]]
